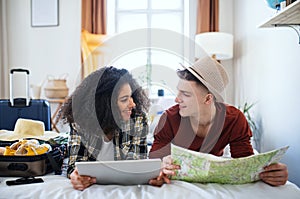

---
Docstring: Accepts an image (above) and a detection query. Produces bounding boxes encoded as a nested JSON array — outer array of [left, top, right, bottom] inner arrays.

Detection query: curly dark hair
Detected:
[[59, 66, 150, 135]]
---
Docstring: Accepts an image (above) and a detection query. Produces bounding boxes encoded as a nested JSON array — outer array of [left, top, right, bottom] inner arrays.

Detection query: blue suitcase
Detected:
[[0, 69, 51, 131]]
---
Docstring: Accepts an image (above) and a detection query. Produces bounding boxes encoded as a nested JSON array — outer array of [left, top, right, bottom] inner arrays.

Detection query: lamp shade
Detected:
[[195, 32, 233, 60]]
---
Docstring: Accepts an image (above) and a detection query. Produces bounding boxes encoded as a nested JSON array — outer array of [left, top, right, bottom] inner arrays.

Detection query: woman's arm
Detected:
[[70, 167, 96, 191], [67, 125, 91, 177], [67, 125, 97, 190]]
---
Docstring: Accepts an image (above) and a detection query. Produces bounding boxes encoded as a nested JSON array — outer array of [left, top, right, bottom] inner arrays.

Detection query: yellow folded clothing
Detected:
[[3, 139, 51, 156]]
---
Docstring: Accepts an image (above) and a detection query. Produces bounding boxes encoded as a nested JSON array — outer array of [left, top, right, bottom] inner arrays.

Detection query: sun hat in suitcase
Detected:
[[0, 118, 59, 141]]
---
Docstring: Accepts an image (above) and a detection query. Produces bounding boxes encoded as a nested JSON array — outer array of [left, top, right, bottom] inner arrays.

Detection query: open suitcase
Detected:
[[0, 69, 51, 131], [0, 142, 67, 177]]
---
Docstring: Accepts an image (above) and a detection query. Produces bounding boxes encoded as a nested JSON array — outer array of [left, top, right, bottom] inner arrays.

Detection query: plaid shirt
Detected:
[[67, 115, 148, 177]]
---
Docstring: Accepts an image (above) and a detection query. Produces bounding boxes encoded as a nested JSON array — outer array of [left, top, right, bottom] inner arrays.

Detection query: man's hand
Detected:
[[149, 155, 180, 187], [70, 167, 96, 190], [260, 163, 288, 186]]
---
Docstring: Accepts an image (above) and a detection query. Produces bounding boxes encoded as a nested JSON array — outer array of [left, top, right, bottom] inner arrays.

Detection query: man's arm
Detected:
[[229, 110, 288, 186], [260, 163, 288, 186], [229, 110, 254, 158]]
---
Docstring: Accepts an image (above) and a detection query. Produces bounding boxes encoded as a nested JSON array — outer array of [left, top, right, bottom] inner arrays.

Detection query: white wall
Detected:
[[3, 0, 81, 98], [233, 0, 300, 186], [219, 0, 234, 104]]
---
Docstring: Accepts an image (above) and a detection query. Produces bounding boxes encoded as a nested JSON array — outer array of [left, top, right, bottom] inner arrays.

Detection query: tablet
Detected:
[[75, 159, 162, 185]]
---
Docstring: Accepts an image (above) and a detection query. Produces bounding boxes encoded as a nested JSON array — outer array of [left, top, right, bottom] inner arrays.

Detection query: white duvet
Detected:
[[1, 175, 300, 199]]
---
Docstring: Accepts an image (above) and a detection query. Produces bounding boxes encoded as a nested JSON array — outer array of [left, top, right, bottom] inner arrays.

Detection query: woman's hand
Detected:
[[260, 163, 288, 186], [149, 155, 181, 187], [70, 167, 96, 190]]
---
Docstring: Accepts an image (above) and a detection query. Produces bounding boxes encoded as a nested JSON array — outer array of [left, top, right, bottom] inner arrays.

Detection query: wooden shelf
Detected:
[[259, 0, 300, 28]]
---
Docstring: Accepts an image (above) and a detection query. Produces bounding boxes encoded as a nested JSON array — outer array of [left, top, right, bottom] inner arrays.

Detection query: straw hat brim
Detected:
[[0, 130, 59, 141]]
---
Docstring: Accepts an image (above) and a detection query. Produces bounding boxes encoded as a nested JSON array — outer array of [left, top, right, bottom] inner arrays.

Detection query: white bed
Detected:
[[1, 174, 300, 199], [1, 145, 299, 199]]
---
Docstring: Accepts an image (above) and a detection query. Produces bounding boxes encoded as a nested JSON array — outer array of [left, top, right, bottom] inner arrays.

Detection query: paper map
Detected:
[[171, 144, 289, 184]]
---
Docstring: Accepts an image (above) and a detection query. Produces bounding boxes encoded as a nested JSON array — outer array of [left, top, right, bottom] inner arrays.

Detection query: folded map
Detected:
[[171, 144, 289, 184]]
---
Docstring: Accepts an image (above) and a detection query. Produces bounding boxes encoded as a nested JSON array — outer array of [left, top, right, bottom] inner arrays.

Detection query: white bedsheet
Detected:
[[1, 175, 300, 199]]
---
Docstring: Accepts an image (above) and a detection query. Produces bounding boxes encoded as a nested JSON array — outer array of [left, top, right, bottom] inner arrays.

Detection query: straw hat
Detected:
[[0, 118, 59, 141], [181, 56, 229, 102]]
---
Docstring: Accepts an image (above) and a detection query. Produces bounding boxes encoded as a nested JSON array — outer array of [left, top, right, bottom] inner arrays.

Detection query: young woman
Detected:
[[60, 66, 150, 190]]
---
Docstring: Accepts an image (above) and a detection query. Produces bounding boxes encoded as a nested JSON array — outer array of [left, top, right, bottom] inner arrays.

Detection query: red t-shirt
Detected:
[[149, 103, 254, 159]]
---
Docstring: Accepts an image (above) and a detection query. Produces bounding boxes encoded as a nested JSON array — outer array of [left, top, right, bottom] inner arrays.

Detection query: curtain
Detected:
[[196, 0, 219, 33], [81, 29, 106, 78], [81, 0, 107, 79], [0, 0, 9, 98], [81, 0, 106, 34]]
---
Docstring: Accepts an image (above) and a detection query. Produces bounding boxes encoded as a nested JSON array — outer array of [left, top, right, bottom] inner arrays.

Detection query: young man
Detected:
[[149, 56, 288, 187]]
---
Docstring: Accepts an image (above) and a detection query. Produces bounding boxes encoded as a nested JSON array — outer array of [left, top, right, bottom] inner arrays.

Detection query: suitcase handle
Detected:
[[9, 68, 30, 106], [10, 69, 30, 75], [8, 163, 28, 171]]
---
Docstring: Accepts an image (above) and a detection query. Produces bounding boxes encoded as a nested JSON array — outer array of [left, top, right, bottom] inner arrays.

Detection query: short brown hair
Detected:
[[176, 69, 209, 91]]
